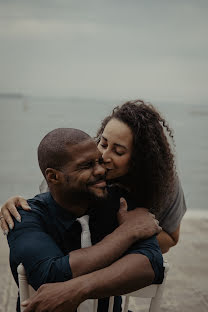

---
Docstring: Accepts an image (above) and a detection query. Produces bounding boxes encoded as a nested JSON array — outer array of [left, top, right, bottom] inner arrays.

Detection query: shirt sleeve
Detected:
[[158, 176, 187, 234], [125, 235, 164, 284], [7, 210, 72, 290]]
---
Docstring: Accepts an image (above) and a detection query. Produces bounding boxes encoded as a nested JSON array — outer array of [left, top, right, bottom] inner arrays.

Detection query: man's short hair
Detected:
[[38, 128, 91, 177]]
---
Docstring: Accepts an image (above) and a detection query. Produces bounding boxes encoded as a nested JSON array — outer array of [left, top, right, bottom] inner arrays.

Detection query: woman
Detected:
[[0, 99, 186, 253]]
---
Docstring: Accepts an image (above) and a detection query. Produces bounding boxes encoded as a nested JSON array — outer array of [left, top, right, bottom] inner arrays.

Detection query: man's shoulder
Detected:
[[27, 192, 49, 208], [7, 193, 52, 244], [17, 192, 50, 218]]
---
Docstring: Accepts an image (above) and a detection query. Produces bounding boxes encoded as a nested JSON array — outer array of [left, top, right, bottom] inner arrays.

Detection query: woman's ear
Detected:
[[45, 168, 62, 185]]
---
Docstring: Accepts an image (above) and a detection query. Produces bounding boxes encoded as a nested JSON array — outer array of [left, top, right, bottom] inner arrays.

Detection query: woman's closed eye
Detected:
[[115, 149, 125, 156], [100, 143, 125, 156], [100, 143, 107, 149], [115, 151, 124, 156]]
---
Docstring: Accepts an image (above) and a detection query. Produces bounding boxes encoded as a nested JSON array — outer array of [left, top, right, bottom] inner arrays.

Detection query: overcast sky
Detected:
[[0, 0, 208, 103]]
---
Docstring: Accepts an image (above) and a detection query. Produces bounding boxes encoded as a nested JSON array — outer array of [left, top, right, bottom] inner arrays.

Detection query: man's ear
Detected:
[[45, 168, 62, 185]]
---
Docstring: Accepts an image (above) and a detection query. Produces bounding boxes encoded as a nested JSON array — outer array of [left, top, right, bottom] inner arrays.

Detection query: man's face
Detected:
[[60, 139, 107, 199]]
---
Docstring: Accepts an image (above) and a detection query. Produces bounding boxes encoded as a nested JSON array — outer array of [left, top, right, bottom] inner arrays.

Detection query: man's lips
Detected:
[[89, 180, 106, 188]]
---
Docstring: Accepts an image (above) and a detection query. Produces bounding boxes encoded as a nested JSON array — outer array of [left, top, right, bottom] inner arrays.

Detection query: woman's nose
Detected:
[[102, 150, 111, 163]]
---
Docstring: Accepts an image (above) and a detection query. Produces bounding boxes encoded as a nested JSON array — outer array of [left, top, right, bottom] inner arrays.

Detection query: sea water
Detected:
[[0, 94, 208, 210]]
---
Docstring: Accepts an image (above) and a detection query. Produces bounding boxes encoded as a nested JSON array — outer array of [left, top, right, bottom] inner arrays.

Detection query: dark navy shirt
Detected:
[[8, 187, 164, 312]]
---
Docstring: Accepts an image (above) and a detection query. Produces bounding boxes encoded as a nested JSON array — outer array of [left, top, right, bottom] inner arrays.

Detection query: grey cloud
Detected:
[[0, 0, 207, 101]]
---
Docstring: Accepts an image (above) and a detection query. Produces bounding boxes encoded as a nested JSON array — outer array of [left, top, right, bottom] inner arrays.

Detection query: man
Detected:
[[7, 128, 163, 312]]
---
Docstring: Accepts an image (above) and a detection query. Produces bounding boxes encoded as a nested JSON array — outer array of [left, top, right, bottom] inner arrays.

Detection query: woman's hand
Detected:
[[0, 196, 31, 234]]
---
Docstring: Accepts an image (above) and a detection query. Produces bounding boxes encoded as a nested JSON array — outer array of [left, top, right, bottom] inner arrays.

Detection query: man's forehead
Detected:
[[67, 139, 101, 162]]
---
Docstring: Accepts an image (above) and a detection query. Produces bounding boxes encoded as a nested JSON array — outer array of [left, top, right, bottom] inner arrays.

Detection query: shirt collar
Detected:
[[44, 192, 77, 230]]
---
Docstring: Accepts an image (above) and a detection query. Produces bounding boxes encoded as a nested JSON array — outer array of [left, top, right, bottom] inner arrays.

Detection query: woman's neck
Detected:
[[107, 174, 132, 191]]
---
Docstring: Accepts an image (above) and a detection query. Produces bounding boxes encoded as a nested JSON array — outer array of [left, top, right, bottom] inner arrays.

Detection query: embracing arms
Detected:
[[23, 253, 156, 312], [157, 226, 180, 253], [6, 197, 161, 289], [4, 195, 163, 312], [1, 193, 183, 254], [20, 219, 163, 312], [70, 198, 161, 277]]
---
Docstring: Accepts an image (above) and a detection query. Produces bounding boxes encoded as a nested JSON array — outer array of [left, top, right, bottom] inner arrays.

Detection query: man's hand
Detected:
[[22, 278, 87, 312], [117, 197, 162, 241], [0, 196, 31, 234]]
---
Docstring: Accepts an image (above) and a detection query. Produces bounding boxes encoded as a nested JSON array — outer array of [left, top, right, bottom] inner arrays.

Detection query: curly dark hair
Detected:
[[96, 100, 176, 215]]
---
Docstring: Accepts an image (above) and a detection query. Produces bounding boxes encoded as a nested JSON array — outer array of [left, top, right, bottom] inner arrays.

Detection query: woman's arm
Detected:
[[156, 176, 186, 253], [157, 225, 180, 253], [0, 196, 31, 234]]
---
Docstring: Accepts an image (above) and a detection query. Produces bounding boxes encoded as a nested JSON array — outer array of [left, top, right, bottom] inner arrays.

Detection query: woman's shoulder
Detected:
[[158, 175, 187, 232]]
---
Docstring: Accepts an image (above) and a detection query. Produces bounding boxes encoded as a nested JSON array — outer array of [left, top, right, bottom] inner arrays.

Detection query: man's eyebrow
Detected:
[[76, 159, 93, 167], [102, 135, 127, 150]]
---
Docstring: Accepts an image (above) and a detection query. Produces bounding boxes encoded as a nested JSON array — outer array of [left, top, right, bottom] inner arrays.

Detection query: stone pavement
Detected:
[[0, 213, 208, 312], [0, 232, 17, 312]]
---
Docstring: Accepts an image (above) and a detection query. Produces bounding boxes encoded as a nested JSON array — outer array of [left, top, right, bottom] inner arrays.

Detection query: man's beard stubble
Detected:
[[63, 174, 108, 204]]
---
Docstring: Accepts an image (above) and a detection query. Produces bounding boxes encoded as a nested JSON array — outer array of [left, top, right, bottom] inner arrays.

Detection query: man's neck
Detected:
[[51, 190, 90, 217]]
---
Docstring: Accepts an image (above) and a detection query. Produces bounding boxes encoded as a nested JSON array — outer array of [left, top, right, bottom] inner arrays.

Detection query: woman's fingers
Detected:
[[16, 196, 31, 211], [6, 204, 22, 222], [0, 195, 31, 232], [0, 196, 31, 234], [1, 206, 15, 230], [155, 219, 162, 232], [0, 215, 9, 235]]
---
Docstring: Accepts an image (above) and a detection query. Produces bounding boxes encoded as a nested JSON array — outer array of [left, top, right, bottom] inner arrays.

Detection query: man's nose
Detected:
[[93, 163, 106, 176]]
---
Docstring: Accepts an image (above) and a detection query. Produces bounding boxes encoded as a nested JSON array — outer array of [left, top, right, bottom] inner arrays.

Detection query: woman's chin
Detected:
[[106, 171, 130, 185], [106, 170, 121, 180], [106, 171, 116, 180]]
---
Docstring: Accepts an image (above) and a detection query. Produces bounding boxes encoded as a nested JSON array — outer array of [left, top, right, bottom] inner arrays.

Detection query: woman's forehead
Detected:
[[102, 118, 133, 147]]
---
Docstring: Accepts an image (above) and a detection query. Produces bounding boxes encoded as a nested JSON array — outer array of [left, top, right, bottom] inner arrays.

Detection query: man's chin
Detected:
[[88, 186, 108, 200]]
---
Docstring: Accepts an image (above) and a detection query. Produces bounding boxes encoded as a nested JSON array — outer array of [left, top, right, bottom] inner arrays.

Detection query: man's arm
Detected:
[[70, 198, 161, 277], [22, 236, 163, 312], [8, 210, 72, 289], [8, 200, 160, 288], [86, 253, 155, 298]]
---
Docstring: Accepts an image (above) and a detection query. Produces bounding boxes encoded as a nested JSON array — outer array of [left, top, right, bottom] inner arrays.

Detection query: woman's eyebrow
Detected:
[[101, 135, 107, 141], [102, 135, 127, 150], [114, 143, 127, 150]]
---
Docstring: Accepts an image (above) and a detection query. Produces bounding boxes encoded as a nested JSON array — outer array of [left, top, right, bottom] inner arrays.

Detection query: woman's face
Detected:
[[97, 118, 133, 180]]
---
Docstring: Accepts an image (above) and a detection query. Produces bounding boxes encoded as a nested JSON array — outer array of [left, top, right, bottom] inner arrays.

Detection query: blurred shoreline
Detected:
[[1, 95, 208, 210], [184, 210, 208, 218]]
